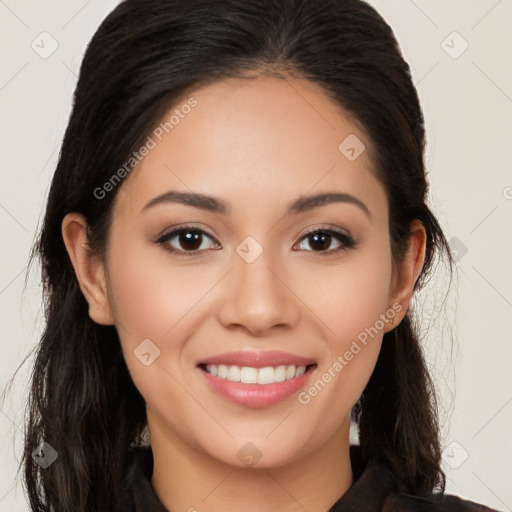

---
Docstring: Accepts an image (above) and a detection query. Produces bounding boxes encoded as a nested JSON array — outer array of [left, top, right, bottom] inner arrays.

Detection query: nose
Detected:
[[215, 250, 300, 336]]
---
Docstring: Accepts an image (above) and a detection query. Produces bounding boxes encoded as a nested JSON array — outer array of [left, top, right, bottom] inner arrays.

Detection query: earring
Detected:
[[390, 317, 395, 325]]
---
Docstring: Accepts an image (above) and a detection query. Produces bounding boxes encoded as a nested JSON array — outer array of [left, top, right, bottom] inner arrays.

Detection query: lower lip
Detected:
[[198, 365, 316, 408]]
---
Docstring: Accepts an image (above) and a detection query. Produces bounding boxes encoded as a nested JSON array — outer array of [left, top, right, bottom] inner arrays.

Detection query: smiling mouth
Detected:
[[198, 363, 317, 385]]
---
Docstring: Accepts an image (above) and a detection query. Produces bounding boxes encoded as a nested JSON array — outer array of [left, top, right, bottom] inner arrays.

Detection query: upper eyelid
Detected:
[[156, 225, 354, 249], [156, 224, 350, 239], [156, 225, 214, 240]]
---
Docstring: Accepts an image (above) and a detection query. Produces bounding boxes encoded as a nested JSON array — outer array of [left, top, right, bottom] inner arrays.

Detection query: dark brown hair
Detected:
[[12, 0, 453, 510]]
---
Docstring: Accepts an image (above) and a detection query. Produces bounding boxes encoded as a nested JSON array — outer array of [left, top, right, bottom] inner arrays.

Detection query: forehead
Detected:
[[113, 76, 387, 221]]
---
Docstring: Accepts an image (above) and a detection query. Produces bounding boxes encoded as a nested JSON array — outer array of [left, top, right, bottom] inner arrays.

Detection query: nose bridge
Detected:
[[216, 238, 298, 333], [234, 242, 285, 308]]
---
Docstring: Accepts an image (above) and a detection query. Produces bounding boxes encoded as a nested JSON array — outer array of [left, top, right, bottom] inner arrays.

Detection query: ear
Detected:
[[385, 219, 427, 331], [61, 213, 115, 326]]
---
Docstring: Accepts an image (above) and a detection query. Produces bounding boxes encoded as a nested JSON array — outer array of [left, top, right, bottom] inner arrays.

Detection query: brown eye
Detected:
[[156, 226, 220, 256], [295, 228, 356, 255]]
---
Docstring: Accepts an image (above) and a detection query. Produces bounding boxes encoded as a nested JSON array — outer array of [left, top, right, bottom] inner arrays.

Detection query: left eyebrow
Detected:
[[141, 190, 371, 218], [286, 191, 371, 218]]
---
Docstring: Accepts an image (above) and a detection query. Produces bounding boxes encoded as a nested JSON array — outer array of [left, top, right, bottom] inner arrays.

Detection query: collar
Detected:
[[120, 444, 398, 511], [120, 443, 500, 511]]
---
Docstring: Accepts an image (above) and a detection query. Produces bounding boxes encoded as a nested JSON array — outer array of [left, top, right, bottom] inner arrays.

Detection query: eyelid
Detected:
[[154, 222, 215, 241], [298, 224, 351, 240], [154, 224, 219, 252]]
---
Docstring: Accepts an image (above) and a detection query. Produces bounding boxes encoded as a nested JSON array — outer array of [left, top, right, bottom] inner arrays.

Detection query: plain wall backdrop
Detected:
[[1, 1, 511, 510]]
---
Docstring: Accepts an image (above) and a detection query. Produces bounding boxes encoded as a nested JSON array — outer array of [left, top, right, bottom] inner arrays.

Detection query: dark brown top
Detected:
[[119, 445, 501, 511]]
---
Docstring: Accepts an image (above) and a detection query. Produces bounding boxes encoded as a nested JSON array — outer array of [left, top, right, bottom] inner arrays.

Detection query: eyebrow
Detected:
[[141, 190, 371, 218]]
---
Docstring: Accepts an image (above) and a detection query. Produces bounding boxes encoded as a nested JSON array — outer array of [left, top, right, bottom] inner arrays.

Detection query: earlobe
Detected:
[[61, 213, 115, 326], [385, 220, 427, 331]]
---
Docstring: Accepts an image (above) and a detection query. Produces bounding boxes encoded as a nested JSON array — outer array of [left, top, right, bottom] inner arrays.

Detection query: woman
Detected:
[[19, 0, 500, 510]]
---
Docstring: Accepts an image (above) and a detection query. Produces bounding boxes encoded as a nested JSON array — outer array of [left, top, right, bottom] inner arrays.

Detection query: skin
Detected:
[[62, 76, 426, 512]]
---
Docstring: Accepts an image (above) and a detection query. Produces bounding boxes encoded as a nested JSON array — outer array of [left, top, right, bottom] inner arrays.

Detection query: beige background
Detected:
[[1, 1, 511, 510]]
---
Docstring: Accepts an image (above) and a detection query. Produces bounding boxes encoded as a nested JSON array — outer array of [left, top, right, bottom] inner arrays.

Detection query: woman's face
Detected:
[[96, 76, 405, 467]]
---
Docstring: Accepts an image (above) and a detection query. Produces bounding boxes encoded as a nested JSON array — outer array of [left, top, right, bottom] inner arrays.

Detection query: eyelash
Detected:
[[155, 224, 357, 258]]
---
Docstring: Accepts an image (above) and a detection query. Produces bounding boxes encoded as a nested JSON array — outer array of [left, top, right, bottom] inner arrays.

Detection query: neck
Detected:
[[149, 412, 354, 512]]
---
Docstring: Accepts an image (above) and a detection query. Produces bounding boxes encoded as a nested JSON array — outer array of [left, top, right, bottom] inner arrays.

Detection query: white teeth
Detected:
[[296, 366, 306, 377], [274, 365, 286, 382], [218, 364, 228, 379], [204, 364, 308, 384], [240, 367, 258, 384], [285, 365, 296, 380], [257, 366, 275, 385], [227, 365, 240, 382]]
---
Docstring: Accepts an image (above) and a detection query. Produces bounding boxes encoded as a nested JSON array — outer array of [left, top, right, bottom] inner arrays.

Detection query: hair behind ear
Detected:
[[354, 315, 445, 495]]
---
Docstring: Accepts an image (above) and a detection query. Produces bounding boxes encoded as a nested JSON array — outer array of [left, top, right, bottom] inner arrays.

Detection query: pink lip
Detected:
[[198, 365, 316, 408], [196, 350, 316, 368], [196, 351, 317, 408]]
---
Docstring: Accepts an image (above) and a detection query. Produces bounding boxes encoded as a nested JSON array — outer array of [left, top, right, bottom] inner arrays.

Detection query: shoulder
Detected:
[[340, 446, 501, 512], [382, 489, 501, 512]]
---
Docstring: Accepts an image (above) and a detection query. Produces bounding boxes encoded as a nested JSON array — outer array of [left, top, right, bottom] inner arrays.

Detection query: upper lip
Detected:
[[196, 350, 316, 368]]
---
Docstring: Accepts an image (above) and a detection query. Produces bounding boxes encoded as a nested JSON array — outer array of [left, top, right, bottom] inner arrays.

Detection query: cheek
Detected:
[[293, 237, 392, 414], [106, 240, 209, 342], [294, 238, 393, 348], [105, 242, 209, 406]]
